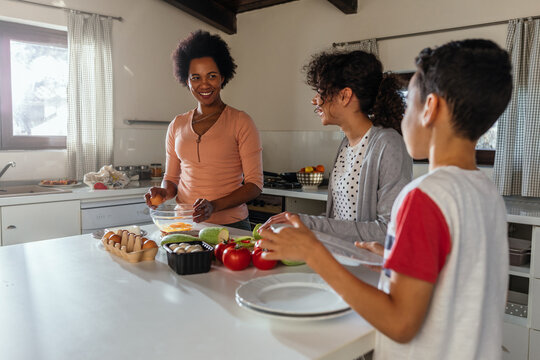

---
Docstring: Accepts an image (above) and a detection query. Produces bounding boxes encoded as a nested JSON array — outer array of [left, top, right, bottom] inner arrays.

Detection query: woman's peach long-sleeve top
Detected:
[[163, 106, 263, 225]]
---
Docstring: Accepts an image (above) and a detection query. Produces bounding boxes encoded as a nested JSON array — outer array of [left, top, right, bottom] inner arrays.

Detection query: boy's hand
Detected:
[[258, 211, 296, 232], [259, 213, 323, 263], [355, 241, 384, 272]]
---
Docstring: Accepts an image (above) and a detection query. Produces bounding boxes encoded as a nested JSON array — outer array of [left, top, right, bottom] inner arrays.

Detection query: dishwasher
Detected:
[[80, 197, 153, 234]]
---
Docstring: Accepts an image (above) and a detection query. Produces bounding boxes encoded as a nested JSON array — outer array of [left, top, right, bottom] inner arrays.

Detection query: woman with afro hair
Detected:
[[261, 50, 412, 244], [145, 30, 262, 230]]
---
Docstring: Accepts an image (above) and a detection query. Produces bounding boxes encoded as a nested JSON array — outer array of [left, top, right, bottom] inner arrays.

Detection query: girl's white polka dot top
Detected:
[[331, 128, 372, 221]]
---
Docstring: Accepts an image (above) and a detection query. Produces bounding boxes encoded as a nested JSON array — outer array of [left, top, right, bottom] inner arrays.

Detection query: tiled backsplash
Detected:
[[0, 128, 493, 182], [0, 150, 67, 181], [113, 127, 167, 167], [260, 130, 344, 174]]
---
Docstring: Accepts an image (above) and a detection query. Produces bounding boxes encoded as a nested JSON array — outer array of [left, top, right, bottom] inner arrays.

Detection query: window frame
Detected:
[[395, 71, 496, 166], [0, 20, 68, 150]]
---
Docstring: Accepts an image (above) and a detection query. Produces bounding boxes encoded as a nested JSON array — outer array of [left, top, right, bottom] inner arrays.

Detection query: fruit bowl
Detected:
[[150, 204, 202, 235], [296, 172, 324, 190]]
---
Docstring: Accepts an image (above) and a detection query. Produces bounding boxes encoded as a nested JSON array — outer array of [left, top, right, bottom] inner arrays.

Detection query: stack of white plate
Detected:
[[235, 273, 351, 321]]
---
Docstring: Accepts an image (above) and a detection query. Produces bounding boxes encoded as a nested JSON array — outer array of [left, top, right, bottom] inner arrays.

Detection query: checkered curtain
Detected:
[[66, 11, 113, 180], [494, 18, 540, 197], [337, 39, 379, 58]]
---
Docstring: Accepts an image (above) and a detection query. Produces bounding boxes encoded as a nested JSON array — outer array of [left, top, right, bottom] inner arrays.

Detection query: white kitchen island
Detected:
[[0, 224, 377, 360]]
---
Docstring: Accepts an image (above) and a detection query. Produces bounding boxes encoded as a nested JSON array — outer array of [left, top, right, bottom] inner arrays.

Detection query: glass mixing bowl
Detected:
[[150, 204, 202, 234]]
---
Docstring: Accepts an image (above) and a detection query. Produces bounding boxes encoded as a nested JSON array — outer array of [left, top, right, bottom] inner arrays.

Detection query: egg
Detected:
[[109, 234, 121, 244], [142, 239, 158, 249]]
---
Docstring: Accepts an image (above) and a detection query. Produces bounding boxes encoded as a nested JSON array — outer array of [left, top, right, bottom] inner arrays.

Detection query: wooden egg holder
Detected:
[[101, 229, 158, 263]]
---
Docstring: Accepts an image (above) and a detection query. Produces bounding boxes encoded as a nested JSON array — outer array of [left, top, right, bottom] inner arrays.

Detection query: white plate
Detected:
[[236, 296, 352, 321], [39, 181, 81, 188], [269, 225, 383, 267], [236, 273, 349, 316]]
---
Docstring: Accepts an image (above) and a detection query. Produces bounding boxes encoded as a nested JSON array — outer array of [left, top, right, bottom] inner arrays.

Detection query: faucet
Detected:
[[0, 161, 16, 180]]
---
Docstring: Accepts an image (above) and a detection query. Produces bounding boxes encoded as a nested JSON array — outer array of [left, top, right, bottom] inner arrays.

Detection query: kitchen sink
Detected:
[[0, 185, 71, 197]]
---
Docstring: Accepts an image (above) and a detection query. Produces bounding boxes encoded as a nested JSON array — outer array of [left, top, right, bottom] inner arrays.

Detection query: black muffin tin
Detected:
[[164, 241, 214, 275]]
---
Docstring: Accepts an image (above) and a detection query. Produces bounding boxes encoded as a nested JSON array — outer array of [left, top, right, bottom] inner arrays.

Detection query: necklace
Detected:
[[192, 105, 225, 124]]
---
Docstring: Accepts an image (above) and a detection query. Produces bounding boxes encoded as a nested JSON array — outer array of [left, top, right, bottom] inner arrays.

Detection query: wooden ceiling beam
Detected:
[[163, 0, 237, 34], [327, 0, 357, 14], [236, 0, 299, 13]]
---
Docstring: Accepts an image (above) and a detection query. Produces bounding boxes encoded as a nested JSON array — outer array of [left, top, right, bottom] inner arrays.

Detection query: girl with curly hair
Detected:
[[145, 30, 263, 230], [261, 50, 412, 243]]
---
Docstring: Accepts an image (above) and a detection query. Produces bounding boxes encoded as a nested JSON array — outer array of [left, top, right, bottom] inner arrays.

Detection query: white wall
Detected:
[[0, 0, 226, 181], [225, 0, 540, 173]]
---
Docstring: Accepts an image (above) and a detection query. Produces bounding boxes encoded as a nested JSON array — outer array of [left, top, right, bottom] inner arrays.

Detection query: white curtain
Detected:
[[337, 38, 379, 57], [66, 11, 113, 180], [494, 18, 540, 197]]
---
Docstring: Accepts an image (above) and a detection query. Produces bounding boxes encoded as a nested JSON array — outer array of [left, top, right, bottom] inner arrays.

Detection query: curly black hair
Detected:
[[304, 50, 405, 132], [172, 30, 237, 88], [414, 39, 512, 141]]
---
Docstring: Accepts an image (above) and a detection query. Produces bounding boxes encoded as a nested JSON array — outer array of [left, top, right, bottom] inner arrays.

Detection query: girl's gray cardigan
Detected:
[[299, 126, 412, 244]]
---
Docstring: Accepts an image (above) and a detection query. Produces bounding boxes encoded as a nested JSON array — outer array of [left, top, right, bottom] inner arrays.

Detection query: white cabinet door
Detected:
[[532, 278, 540, 331], [530, 329, 540, 360], [503, 322, 529, 360], [532, 226, 540, 279], [1, 201, 81, 246]]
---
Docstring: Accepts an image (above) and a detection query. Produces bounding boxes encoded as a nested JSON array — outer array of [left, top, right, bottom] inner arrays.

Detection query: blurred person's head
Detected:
[[304, 50, 405, 132]]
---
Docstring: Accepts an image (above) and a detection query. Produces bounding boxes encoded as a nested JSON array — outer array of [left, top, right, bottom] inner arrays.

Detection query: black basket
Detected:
[[164, 241, 214, 275]]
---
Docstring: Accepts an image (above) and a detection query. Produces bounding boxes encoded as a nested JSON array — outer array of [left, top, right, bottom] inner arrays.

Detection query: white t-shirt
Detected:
[[331, 128, 371, 220], [375, 166, 508, 360]]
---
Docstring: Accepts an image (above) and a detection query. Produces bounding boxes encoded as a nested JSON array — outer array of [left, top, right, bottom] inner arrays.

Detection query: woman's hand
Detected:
[[144, 187, 168, 209], [259, 213, 324, 263], [258, 211, 297, 232], [355, 241, 384, 272], [192, 198, 214, 223]]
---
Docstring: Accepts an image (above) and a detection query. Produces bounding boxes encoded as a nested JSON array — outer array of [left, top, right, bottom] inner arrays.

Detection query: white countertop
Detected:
[[0, 181, 155, 206], [0, 224, 377, 360], [262, 186, 329, 201], [505, 196, 540, 226], [0, 181, 328, 207]]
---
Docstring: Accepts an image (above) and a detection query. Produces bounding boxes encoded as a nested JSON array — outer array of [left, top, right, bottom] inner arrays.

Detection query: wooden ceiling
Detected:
[[162, 0, 357, 34]]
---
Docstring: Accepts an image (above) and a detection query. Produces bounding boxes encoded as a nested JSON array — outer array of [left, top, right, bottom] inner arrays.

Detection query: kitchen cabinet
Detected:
[[503, 322, 529, 360], [503, 197, 540, 360], [285, 197, 326, 215], [1, 200, 80, 246], [530, 330, 540, 360]]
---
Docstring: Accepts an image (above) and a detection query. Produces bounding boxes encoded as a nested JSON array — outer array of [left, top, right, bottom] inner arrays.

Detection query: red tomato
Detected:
[[222, 246, 251, 271], [214, 241, 235, 263], [252, 248, 277, 270]]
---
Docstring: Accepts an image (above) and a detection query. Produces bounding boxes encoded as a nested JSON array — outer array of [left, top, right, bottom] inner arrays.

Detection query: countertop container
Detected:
[[296, 172, 324, 190], [509, 237, 531, 266], [164, 240, 213, 275]]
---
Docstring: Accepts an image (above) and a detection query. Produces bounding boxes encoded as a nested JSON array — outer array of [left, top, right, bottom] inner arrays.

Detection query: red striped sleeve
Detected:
[[384, 188, 451, 283]]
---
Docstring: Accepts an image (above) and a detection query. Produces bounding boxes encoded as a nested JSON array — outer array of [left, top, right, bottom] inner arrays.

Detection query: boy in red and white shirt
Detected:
[[260, 39, 512, 359]]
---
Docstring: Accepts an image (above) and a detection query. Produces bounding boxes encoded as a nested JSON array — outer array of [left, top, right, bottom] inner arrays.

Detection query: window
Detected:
[[395, 72, 496, 165], [0, 20, 68, 150]]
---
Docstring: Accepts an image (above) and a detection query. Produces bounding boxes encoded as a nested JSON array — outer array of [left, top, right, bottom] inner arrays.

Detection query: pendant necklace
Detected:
[[192, 104, 225, 124], [193, 104, 225, 163]]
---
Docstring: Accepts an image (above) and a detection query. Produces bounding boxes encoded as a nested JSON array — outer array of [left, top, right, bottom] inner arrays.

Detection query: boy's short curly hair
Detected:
[[172, 30, 237, 88], [304, 50, 405, 132], [414, 39, 512, 141]]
